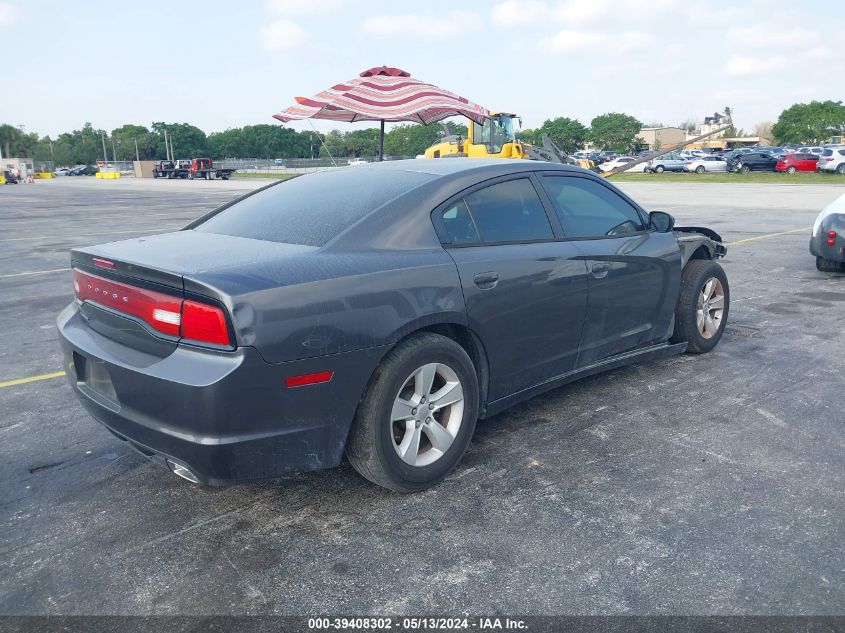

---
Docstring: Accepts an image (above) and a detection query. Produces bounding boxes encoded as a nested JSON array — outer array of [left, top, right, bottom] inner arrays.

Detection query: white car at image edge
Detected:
[[598, 156, 648, 173]]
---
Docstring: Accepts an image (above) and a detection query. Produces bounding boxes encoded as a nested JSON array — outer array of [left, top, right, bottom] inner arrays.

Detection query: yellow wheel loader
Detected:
[[423, 108, 735, 178], [424, 112, 598, 170]]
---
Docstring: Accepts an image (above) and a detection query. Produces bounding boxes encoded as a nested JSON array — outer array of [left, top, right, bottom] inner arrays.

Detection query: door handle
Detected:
[[591, 263, 609, 279], [473, 272, 499, 289]]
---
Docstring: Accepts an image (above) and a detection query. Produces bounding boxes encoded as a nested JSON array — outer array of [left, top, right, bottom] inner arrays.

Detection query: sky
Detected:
[[2, 0, 844, 138]]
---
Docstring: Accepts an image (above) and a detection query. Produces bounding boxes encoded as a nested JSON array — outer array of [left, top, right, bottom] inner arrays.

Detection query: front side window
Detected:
[[463, 179, 554, 243], [542, 176, 645, 238]]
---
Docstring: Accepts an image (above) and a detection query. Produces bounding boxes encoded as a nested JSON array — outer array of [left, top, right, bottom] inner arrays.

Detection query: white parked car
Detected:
[[684, 156, 728, 174], [818, 147, 845, 174], [348, 158, 368, 166], [598, 156, 647, 173]]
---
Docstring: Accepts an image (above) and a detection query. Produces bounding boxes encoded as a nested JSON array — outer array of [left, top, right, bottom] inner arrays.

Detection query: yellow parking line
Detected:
[[726, 226, 811, 246], [0, 371, 66, 389], [0, 268, 70, 279]]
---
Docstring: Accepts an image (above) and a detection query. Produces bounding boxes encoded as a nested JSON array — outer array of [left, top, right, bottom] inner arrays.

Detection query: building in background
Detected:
[[636, 126, 686, 150]]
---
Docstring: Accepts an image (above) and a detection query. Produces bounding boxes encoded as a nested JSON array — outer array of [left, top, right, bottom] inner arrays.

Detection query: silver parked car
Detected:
[[647, 152, 686, 173], [684, 156, 728, 174]]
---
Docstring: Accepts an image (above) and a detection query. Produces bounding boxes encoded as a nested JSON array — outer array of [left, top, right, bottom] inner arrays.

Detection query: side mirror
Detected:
[[649, 210, 675, 233]]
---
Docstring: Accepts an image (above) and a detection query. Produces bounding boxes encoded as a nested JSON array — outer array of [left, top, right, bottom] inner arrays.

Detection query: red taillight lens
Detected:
[[73, 268, 231, 346], [181, 300, 230, 346], [73, 268, 182, 337], [828, 230, 837, 238], [93, 257, 116, 269]]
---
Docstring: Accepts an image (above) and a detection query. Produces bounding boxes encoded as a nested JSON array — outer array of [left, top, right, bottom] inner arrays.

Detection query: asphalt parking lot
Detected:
[[1, 176, 844, 616]]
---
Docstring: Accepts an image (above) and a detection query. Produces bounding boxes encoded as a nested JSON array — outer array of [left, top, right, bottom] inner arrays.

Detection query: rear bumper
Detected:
[[809, 213, 845, 262], [58, 303, 385, 485]]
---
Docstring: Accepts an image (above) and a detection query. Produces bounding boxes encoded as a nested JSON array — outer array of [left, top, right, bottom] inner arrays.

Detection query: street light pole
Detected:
[[134, 138, 140, 161], [101, 132, 108, 163]]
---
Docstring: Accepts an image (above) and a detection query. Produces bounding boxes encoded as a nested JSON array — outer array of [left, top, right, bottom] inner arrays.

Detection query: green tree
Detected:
[[111, 124, 157, 160], [383, 123, 442, 157], [772, 100, 845, 144], [516, 128, 540, 145], [538, 117, 588, 152], [151, 122, 209, 159], [588, 112, 642, 152], [0, 124, 40, 158]]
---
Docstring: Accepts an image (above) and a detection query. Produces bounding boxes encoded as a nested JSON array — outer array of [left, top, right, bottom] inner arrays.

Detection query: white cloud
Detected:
[[492, 0, 678, 28], [265, 0, 347, 15], [260, 19, 308, 51], [552, 0, 614, 24], [725, 55, 782, 77], [538, 29, 653, 54], [362, 11, 478, 39], [537, 30, 607, 53], [728, 24, 818, 48], [492, 0, 548, 27], [0, 2, 19, 26]]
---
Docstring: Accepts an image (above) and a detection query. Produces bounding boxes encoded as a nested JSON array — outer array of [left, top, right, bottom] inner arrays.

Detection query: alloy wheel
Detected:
[[390, 363, 465, 467], [697, 277, 725, 339]]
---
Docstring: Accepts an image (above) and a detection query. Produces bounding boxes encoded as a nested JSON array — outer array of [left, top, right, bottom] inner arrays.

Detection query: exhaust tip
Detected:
[[166, 459, 199, 483]]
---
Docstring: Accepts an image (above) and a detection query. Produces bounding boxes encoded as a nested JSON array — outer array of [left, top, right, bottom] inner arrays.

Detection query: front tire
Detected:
[[655, 165, 665, 173], [346, 333, 479, 492], [671, 260, 730, 354], [787, 166, 797, 174], [739, 164, 750, 174]]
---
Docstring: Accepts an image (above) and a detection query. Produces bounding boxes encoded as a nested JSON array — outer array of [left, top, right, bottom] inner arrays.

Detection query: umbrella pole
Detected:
[[379, 120, 385, 161]]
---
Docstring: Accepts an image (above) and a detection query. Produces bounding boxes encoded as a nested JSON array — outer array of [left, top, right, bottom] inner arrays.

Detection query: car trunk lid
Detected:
[[70, 231, 317, 354]]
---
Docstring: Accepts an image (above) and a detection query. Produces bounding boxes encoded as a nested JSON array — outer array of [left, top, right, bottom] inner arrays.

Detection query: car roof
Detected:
[[347, 157, 578, 179]]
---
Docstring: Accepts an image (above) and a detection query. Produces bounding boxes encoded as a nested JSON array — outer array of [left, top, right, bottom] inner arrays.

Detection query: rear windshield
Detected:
[[195, 168, 433, 247]]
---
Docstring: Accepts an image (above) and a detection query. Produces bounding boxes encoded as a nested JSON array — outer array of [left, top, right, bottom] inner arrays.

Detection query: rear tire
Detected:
[[836, 164, 845, 175], [695, 165, 705, 174], [671, 260, 730, 354], [816, 256, 844, 273], [346, 333, 479, 492]]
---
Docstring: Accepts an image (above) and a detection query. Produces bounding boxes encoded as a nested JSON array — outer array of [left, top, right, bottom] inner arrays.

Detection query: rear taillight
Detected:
[[181, 300, 230, 346], [828, 230, 837, 246], [73, 268, 231, 346]]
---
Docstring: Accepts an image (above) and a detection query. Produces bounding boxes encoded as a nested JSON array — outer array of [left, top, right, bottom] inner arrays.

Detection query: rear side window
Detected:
[[463, 178, 553, 243], [440, 200, 480, 245], [542, 176, 645, 238], [195, 169, 432, 247], [822, 149, 833, 157], [839, 150, 845, 156]]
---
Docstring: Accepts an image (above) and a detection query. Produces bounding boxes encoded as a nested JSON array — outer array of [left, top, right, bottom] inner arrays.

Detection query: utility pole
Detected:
[[101, 132, 108, 163], [163, 130, 169, 161], [111, 138, 117, 163], [134, 138, 140, 161]]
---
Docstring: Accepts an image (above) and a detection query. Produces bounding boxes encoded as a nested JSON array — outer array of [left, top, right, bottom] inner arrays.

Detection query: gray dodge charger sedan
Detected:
[[58, 159, 729, 492]]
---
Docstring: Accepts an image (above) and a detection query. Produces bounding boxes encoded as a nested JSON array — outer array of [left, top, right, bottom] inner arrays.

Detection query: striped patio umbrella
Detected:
[[273, 66, 489, 160]]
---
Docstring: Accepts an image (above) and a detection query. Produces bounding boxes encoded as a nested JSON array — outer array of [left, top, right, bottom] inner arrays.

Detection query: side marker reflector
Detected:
[[285, 371, 334, 388]]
